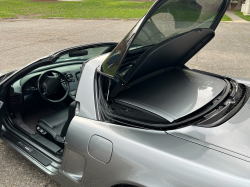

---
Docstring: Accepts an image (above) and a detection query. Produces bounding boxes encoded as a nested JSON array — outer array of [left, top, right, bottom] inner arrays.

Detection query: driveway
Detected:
[[0, 19, 136, 73], [0, 18, 250, 187]]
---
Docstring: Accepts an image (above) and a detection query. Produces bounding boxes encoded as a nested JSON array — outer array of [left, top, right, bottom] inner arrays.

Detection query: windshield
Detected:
[[32, 46, 113, 73], [102, 0, 224, 77]]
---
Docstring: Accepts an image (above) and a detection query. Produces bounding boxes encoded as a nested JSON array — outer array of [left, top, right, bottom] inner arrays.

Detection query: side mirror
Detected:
[[69, 50, 88, 57]]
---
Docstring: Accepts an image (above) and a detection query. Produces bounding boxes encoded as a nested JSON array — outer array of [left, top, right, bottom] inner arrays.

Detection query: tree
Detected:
[[235, 0, 244, 10]]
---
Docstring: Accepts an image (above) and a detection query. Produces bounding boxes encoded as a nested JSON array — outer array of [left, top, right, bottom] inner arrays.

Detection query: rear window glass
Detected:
[[130, 0, 223, 49], [102, 0, 225, 77]]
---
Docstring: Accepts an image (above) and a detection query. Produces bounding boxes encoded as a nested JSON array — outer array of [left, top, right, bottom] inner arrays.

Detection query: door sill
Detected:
[[3, 115, 63, 163], [1, 131, 60, 175]]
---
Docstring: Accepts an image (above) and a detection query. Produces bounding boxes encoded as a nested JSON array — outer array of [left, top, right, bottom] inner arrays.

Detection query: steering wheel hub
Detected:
[[45, 77, 61, 95], [38, 70, 69, 103]]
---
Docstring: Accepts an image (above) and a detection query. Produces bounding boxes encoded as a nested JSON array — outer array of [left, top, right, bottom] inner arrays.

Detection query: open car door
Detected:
[[0, 42, 118, 185]]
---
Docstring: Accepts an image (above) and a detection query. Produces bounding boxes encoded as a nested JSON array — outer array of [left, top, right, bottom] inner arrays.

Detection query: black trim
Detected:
[[98, 69, 247, 131], [2, 131, 52, 166], [5, 112, 63, 155], [61, 101, 76, 137], [111, 0, 169, 78], [197, 84, 249, 128], [111, 184, 139, 187], [210, 0, 231, 30], [31, 133, 62, 154], [51, 42, 118, 62], [110, 29, 215, 97]]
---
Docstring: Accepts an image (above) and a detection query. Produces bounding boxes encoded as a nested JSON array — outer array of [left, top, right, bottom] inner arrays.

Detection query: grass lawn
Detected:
[[0, 0, 153, 19], [0, 0, 232, 21], [221, 14, 232, 21], [233, 9, 250, 21]]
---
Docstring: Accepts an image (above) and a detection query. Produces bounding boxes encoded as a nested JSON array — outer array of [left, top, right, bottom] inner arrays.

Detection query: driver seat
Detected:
[[36, 101, 77, 144]]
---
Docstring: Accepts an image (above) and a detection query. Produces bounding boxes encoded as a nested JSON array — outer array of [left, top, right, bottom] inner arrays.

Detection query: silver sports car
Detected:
[[1, 0, 250, 186]]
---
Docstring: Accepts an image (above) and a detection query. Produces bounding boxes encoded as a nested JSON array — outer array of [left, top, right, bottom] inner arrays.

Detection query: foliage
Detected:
[[235, 0, 244, 10], [221, 14, 232, 21], [0, 0, 232, 21], [0, 0, 153, 19], [233, 9, 250, 21]]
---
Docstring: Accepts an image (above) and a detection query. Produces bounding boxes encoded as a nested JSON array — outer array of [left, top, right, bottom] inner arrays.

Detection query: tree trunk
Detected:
[[235, 0, 244, 10]]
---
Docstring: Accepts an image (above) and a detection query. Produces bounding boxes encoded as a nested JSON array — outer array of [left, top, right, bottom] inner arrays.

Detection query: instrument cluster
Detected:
[[23, 76, 39, 95]]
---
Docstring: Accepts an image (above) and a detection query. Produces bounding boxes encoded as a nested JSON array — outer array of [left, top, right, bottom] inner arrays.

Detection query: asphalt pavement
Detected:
[[0, 15, 250, 187]]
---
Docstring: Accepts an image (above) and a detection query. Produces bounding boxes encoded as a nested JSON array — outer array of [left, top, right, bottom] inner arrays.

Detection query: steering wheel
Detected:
[[38, 70, 69, 103]]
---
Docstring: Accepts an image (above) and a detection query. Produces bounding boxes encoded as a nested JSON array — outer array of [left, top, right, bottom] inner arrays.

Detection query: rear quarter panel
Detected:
[[61, 58, 250, 187], [63, 117, 250, 187]]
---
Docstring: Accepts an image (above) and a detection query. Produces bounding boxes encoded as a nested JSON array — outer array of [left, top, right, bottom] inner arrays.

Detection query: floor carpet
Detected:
[[22, 104, 56, 132]]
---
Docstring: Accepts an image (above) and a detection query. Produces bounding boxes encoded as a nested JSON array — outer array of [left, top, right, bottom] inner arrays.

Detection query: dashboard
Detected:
[[23, 76, 39, 95], [10, 64, 82, 110]]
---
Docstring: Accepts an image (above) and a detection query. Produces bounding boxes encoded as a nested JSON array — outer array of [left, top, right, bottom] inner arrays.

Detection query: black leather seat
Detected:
[[36, 102, 77, 144]]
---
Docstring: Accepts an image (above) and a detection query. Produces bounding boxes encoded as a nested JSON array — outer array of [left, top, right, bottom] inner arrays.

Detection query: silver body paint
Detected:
[[115, 69, 226, 122], [51, 56, 250, 187], [1, 0, 247, 185]]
